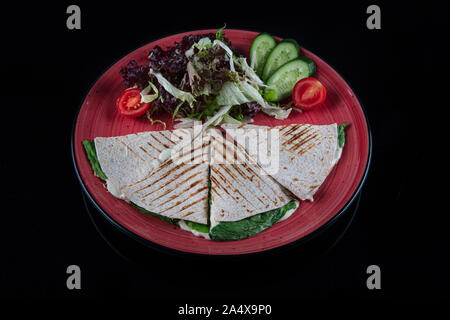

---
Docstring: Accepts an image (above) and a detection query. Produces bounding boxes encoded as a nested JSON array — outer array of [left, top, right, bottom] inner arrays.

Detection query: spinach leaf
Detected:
[[184, 220, 210, 233], [82, 140, 107, 180], [209, 200, 298, 241], [337, 122, 348, 148]]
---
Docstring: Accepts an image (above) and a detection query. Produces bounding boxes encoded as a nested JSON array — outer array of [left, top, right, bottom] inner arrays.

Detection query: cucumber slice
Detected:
[[263, 57, 316, 102], [261, 39, 300, 81], [249, 33, 277, 77]]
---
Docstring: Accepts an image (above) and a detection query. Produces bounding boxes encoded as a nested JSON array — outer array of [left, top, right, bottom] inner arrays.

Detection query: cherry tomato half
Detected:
[[117, 88, 151, 117], [292, 77, 327, 111]]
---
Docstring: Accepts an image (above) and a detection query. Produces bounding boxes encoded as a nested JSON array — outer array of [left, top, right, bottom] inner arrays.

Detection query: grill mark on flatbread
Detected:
[[281, 124, 303, 136], [146, 141, 162, 153], [190, 185, 208, 198], [115, 138, 145, 162], [190, 141, 211, 158], [172, 140, 210, 164], [142, 170, 202, 201], [134, 162, 200, 194], [150, 176, 205, 206], [161, 200, 183, 213], [178, 196, 207, 214], [212, 165, 258, 208], [240, 163, 280, 203], [282, 127, 313, 147], [241, 163, 286, 203], [221, 164, 237, 180], [149, 132, 170, 149], [282, 125, 310, 139], [152, 163, 202, 191], [122, 170, 156, 190], [167, 178, 205, 201], [159, 131, 177, 145], [288, 134, 319, 153], [181, 212, 195, 218], [210, 175, 234, 199], [211, 166, 232, 188], [215, 166, 254, 206], [138, 146, 157, 160], [211, 185, 224, 200], [233, 188, 258, 207], [215, 137, 282, 205], [292, 141, 317, 156], [210, 138, 229, 163]]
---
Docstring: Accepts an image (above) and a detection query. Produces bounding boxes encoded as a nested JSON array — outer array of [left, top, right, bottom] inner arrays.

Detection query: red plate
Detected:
[[72, 29, 371, 255]]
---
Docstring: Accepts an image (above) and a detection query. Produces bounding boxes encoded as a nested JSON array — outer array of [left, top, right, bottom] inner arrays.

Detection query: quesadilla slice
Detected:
[[221, 123, 346, 201], [82, 128, 211, 238], [93, 128, 193, 198], [207, 129, 299, 241], [121, 134, 210, 225]]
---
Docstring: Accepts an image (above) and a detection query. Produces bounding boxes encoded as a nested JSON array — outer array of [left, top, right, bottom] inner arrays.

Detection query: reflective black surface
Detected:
[[82, 191, 362, 266]]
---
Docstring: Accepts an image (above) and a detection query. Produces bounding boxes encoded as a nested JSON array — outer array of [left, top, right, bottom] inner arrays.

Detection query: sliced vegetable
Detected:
[[264, 57, 316, 102], [261, 39, 300, 81], [117, 88, 151, 118], [249, 33, 277, 76], [292, 77, 326, 111]]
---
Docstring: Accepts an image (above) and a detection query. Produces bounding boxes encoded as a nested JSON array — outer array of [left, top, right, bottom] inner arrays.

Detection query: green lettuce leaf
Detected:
[[140, 81, 159, 103], [216, 81, 249, 106], [149, 69, 196, 108]]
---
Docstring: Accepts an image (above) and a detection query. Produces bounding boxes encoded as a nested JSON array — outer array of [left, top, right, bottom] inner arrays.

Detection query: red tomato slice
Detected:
[[292, 77, 327, 111], [117, 88, 151, 117]]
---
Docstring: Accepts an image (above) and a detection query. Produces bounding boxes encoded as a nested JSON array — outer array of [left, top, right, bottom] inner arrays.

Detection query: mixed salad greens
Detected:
[[118, 26, 324, 127]]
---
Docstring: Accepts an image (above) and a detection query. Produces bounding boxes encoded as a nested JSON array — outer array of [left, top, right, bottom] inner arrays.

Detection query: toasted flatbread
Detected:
[[208, 129, 295, 225], [222, 123, 342, 201]]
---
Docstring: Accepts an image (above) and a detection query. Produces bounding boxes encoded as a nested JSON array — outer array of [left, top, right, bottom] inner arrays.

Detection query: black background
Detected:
[[0, 0, 448, 306]]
